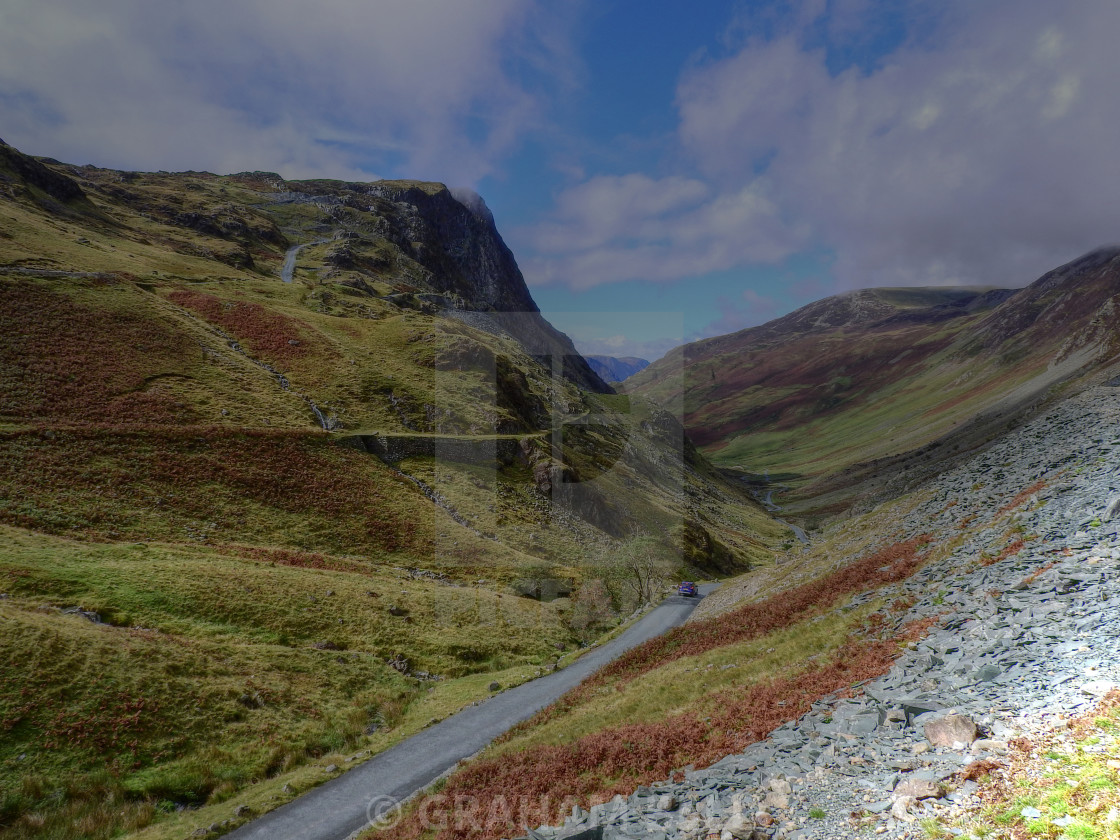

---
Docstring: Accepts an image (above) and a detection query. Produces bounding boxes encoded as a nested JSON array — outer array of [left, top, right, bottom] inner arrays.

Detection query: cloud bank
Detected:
[[527, 0, 1120, 293], [0, 0, 571, 183]]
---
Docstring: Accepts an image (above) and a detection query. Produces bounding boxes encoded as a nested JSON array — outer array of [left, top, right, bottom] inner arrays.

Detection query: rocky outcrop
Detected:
[[338, 433, 534, 466], [286, 178, 612, 394], [0, 139, 90, 210]]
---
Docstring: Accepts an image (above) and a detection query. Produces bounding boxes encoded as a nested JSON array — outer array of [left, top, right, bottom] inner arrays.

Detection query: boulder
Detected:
[[893, 776, 943, 800], [761, 791, 788, 810], [768, 778, 792, 795], [923, 713, 978, 747], [890, 796, 917, 822], [721, 811, 754, 839], [1080, 679, 1119, 697]]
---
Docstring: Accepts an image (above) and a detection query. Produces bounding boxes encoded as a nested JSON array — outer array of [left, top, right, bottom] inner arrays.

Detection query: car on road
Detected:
[[677, 581, 698, 597]]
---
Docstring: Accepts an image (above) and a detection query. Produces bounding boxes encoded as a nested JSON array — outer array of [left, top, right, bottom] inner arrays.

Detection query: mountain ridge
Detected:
[[585, 355, 650, 384], [630, 252, 1120, 513], [0, 140, 611, 396]]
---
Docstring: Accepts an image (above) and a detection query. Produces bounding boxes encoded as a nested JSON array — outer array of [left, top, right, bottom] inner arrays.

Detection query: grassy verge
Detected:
[[926, 691, 1120, 840], [0, 527, 572, 840]]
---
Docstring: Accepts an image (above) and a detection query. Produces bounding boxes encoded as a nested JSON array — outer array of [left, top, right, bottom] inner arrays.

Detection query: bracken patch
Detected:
[[375, 618, 936, 840], [0, 280, 199, 424], [0, 427, 427, 556], [547, 535, 933, 707], [167, 288, 310, 368]]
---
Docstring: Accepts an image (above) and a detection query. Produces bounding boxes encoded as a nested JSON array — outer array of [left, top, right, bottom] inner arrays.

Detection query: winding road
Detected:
[[281, 236, 333, 283], [745, 484, 808, 547], [226, 585, 718, 840]]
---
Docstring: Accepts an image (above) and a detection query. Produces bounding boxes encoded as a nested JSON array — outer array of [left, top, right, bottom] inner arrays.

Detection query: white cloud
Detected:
[[0, 0, 571, 183], [523, 176, 805, 289], [524, 0, 1120, 295], [692, 288, 781, 340], [675, 0, 1120, 290], [545, 312, 685, 361]]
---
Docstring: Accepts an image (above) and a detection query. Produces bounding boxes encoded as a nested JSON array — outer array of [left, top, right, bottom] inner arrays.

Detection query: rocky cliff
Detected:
[[275, 177, 612, 394]]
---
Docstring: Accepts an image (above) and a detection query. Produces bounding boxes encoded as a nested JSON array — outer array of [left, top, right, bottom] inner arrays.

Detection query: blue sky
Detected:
[[4, 1, 1120, 360]]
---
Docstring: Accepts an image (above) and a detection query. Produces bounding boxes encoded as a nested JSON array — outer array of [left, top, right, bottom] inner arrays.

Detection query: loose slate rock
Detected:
[[1080, 679, 1119, 697]]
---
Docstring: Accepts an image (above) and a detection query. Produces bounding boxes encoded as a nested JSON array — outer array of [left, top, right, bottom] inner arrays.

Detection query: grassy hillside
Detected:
[[630, 262, 1120, 511], [0, 140, 784, 839], [0, 527, 569, 840]]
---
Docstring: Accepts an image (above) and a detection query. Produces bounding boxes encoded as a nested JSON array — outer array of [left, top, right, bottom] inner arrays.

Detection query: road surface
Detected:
[[280, 236, 333, 283], [226, 584, 717, 840]]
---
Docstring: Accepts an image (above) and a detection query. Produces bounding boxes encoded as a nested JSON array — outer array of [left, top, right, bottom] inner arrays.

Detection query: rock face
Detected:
[[0, 140, 90, 207], [286, 178, 612, 394]]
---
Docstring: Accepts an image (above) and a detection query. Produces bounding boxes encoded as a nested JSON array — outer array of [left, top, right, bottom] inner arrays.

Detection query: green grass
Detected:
[[929, 694, 1120, 840], [485, 602, 878, 758], [0, 526, 573, 839], [706, 352, 1048, 483]]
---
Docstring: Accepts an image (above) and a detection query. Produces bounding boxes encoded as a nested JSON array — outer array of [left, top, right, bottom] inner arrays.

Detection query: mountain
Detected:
[[0, 135, 784, 577], [585, 355, 650, 383], [0, 141, 786, 840], [630, 255, 1120, 514], [452, 365, 1120, 840]]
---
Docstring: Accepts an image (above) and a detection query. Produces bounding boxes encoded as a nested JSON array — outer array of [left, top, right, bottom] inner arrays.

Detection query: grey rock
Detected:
[[923, 714, 978, 747], [890, 795, 918, 822], [893, 776, 943, 800], [1080, 679, 1119, 697]]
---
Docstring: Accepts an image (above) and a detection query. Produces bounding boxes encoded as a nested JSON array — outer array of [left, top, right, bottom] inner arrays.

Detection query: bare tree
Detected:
[[567, 579, 615, 638], [602, 536, 675, 608]]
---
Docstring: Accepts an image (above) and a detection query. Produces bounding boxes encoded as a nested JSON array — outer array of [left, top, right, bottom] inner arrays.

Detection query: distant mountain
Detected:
[[630, 255, 1120, 512], [585, 355, 650, 383]]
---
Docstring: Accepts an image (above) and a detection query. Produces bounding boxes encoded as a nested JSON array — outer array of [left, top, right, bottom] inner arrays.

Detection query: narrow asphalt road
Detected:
[[226, 584, 718, 840], [280, 236, 332, 283]]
